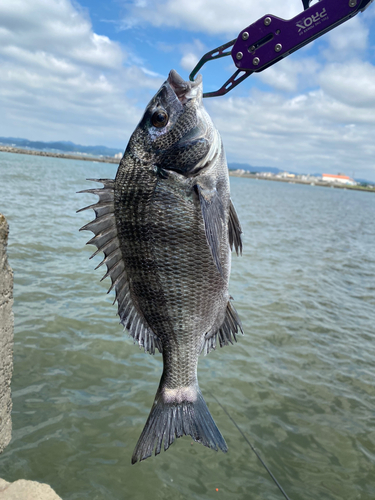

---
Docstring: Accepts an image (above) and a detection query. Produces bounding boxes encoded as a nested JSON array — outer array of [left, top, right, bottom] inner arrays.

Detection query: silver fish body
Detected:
[[80, 70, 243, 463]]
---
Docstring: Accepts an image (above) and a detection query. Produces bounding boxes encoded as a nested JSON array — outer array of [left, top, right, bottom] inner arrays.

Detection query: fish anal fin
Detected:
[[79, 179, 161, 354], [203, 300, 243, 355]]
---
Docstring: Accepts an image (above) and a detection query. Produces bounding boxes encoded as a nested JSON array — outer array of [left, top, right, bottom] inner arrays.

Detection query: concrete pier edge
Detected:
[[0, 213, 13, 453]]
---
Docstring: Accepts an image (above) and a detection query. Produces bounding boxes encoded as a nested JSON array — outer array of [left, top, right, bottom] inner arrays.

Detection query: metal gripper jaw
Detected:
[[302, 0, 313, 9]]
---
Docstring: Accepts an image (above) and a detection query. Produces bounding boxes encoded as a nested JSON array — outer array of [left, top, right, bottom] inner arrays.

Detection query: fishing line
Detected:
[[208, 391, 292, 500]]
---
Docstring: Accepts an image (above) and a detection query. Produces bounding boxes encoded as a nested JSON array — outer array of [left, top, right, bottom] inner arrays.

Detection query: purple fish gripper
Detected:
[[190, 0, 374, 97], [232, 0, 374, 73]]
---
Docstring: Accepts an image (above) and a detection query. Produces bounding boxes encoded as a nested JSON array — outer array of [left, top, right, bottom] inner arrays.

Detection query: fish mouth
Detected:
[[167, 69, 202, 104], [165, 69, 220, 177]]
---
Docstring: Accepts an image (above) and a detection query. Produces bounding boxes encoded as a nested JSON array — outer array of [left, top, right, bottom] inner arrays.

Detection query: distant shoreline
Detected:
[[229, 172, 375, 192], [0, 145, 119, 164], [1, 145, 374, 193]]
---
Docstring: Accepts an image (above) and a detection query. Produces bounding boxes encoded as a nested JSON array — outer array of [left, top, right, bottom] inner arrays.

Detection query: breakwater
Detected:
[[0, 145, 119, 164], [0, 214, 13, 454]]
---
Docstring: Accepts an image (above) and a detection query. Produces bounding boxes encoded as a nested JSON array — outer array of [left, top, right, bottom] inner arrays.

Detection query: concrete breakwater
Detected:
[[0, 214, 13, 454], [0, 145, 119, 164]]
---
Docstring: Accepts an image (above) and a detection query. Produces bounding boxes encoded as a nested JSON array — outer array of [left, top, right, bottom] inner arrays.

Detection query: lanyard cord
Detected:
[[208, 391, 292, 500]]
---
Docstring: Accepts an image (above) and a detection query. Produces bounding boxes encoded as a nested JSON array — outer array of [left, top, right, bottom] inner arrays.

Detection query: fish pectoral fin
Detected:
[[229, 200, 243, 255], [203, 300, 243, 355], [196, 183, 225, 277]]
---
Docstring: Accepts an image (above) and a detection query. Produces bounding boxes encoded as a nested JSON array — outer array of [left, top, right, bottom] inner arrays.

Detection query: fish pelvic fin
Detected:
[[203, 299, 243, 355], [131, 388, 227, 464], [78, 179, 162, 355]]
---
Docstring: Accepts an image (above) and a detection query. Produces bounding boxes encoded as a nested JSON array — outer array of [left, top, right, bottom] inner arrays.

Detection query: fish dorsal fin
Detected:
[[78, 179, 162, 355], [228, 200, 243, 255], [196, 183, 225, 278], [202, 300, 243, 355]]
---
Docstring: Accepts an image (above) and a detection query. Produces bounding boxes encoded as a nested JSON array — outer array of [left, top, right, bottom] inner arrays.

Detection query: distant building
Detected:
[[322, 173, 357, 185], [300, 174, 319, 182], [276, 172, 296, 179], [114, 152, 123, 159]]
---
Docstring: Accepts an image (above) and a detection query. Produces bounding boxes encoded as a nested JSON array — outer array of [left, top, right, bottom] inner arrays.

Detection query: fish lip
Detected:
[[167, 69, 202, 104]]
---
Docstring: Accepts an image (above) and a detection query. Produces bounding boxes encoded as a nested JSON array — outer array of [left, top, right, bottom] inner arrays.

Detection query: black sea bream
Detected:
[[79, 70, 243, 463]]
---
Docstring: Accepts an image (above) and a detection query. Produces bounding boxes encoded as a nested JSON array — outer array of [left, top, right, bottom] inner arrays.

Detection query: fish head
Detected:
[[134, 70, 219, 176]]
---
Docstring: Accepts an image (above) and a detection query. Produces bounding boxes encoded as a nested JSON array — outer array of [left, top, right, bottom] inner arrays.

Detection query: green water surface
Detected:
[[0, 151, 374, 500]]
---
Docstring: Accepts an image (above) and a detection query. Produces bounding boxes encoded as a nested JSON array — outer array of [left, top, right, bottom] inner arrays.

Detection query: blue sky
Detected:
[[1, 0, 375, 180]]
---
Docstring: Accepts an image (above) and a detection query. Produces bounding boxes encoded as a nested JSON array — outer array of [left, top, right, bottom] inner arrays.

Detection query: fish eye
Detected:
[[151, 109, 169, 128]]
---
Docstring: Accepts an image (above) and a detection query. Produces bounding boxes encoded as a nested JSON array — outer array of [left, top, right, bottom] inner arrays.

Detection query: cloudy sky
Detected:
[[1, 0, 375, 180]]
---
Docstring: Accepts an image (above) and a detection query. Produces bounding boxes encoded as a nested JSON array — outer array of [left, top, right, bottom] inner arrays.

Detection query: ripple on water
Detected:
[[0, 154, 374, 500]]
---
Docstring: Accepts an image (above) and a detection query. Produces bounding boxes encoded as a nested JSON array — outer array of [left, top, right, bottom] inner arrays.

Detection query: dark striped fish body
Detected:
[[80, 70, 243, 463]]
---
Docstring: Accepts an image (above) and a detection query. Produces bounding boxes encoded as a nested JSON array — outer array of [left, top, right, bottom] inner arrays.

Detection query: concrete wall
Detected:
[[0, 213, 13, 454]]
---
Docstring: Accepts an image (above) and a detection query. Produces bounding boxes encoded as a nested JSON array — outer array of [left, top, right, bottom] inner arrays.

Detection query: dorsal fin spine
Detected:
[[90, 236, 118, 260], [86, 226, 115, 246], [108, 270, 127, 294], [100, 260, 123, 282], [94, 247, 120, 270], [80, 212, 113, 233]]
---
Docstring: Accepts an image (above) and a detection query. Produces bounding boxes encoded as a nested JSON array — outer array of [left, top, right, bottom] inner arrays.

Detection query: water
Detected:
[[0, 151, 374, 500]]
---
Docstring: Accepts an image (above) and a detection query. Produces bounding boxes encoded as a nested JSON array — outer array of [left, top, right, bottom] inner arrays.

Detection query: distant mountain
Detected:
[[354, 178, 374, 185], [0, 137, 122, 157]]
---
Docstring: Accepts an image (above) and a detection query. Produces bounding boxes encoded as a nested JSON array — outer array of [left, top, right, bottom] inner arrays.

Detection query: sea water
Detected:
[[0, 151, 374, 500]]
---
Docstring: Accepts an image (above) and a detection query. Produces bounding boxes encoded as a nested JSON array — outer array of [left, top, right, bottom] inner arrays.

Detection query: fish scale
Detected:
[[116, 161, 170, 331], [80, 70, 243, 463]]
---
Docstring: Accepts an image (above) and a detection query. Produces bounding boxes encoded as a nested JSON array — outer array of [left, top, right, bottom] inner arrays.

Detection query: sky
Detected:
[[1, 0, 375, 180]]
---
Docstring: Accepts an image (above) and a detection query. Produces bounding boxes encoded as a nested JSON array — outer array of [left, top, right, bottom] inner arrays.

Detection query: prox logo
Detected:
[[296, 7, 329, 34]]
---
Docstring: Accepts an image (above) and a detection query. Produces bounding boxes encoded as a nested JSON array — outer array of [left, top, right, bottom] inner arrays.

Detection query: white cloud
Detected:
[[179, 39, 205, 72], [319, 62, 375, 107], [181, 53, 199, 71], [0, 0, 123, 68], [120, 0, 302, 36], [323, 16, 369, 62], [206, 82, 375, 178], [0, 0, 162, 147], [256, 57, 321, 92]]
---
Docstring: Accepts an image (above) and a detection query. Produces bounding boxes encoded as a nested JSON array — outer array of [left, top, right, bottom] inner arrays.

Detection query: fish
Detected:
[[79, 70, 243, 464]]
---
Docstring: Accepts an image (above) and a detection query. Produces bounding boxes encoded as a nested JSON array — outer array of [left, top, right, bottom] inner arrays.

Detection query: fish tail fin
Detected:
[[131, 388, 227, 464]]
